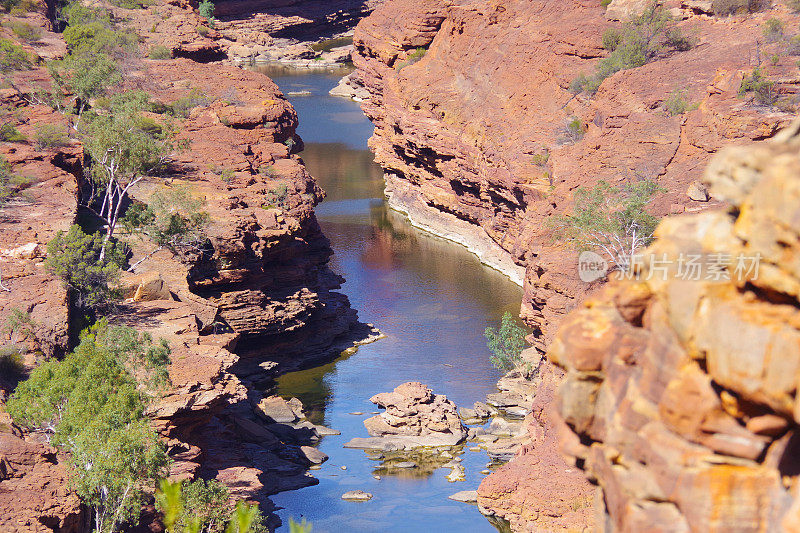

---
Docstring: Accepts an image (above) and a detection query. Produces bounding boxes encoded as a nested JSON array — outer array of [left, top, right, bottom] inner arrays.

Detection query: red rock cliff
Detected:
[[549, 120, 800, 531], [0, 11, 363, 529], [352, 0, 796, 350]]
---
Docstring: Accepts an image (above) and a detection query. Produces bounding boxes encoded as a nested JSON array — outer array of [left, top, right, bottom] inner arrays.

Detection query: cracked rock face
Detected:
[[549, 121, 800, 531], [352, 0, 797, 350]]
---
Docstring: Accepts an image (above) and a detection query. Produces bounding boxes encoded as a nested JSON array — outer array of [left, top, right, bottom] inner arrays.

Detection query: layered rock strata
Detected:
[[345, 382, 468, 449], [0, 27, 363, 530], [115, 0, 383, 65], [549, 121, 800, 530], [352, 0, 797, 349]]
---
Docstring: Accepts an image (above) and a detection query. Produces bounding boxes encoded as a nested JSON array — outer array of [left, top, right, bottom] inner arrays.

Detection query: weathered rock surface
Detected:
[[549, 121, 800, 531], [476, 363, 596, 531], [0, 19, 360, 528], [353, 0, 797, 351], [115, 0, 383, 65], [0, 416, 84, 533], [448, 490, 478, 503], [345, 382, 467, 449]]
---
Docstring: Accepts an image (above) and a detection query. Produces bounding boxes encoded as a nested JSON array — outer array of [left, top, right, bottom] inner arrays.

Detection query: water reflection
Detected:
[[252, 63, 522, 532]]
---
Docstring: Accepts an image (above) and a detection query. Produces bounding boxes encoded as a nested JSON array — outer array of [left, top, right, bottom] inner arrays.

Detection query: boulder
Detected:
[[358, 382, 467, 448], [255, 396, 298, 424], [300, 446, 328, 465], [449, 490, 478, 503], [687, 180, 710, 202], [341, 490, 373, 501], [120, 271, 172, 302]]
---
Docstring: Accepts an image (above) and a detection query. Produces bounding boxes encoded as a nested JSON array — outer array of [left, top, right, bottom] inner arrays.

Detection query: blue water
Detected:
[[250, 64, 521, 533]]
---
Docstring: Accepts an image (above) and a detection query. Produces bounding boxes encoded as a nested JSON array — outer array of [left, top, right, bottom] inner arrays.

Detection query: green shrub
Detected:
[[0, 344, 24, 375], [664, 89, 690, 115], [45, 225, 126, 309], [395, 47, 427, 70], [787, 35, 800, 55], [552, 179, 662, 272], [61, 8, 138, 57], [571, 3, 682, 95], [110, 0, 152, 8], [0, 37, 30, 73], [34, 124, 69, 150], [5, 308, 36, 341], [6, 20, 40, 42], [776, 97, 796, 113], [264, 183, 288, 207], [259, 164, 277, 177], [122, 184, 209, 260], [0, 155, 30, 206], [602, 28, 622, 51], [712, 0, 766, 14], [665, 28, 694, 51], [147, 44, 171, 59], [763, 17, 784, 42], [198, 0, 215, 27], [219, 168, 235, 182], [485, 312, 528, 372], [166, 88, 208, 117], [562, 116, 586, 144], [601, 0, 612, 7], [739, 67, 777, 106], [0, 122, 25, 141], [531, 150, 549, 166], [156, 478, 267, 533], [7, 321, 170, 533]]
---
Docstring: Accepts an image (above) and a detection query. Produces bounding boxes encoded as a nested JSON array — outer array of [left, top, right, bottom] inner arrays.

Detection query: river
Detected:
[[250, 64, 522, 533]]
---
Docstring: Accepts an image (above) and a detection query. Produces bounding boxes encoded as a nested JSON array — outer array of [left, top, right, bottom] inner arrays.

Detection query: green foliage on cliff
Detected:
[[45, 225, 126, 309], [0, 37, 30, 73], [198, 0, 215, 28], [712, 0, 767, 15], [739, 67, 777, 106], [395, 47, 427, 70], [571, 3, 691, 95], [485, 312, 528, 372], [157, 479, 268, 533], [7, 320, 170, 533], [122, 184, 210, 263], [0, 155, 31, 206], [552, 179, 662, 272]]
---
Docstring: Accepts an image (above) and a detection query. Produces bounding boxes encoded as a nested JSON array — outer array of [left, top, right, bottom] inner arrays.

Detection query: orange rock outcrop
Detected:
[[550, 121, 800, 530]]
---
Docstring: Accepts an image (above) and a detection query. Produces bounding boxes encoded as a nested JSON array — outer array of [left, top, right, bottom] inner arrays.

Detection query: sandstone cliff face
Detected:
[[549, 121, 800, 531], [116, 0, 383, 64], [0, 25, 360, 530], [352, 0, 797, 350]]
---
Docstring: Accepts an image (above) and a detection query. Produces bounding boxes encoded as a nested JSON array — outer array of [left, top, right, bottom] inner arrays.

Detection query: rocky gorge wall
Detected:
[[549, 120, 800, 531], [352, 0, 797, 350], [115, 0, 383, 65], [0, 6, 369, 529], [350, 0, 800, 530]]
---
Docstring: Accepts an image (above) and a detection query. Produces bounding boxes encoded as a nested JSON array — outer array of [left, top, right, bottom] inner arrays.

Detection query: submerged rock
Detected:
[[447, 464, 466, 482], [449, 490, 479, 503]]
